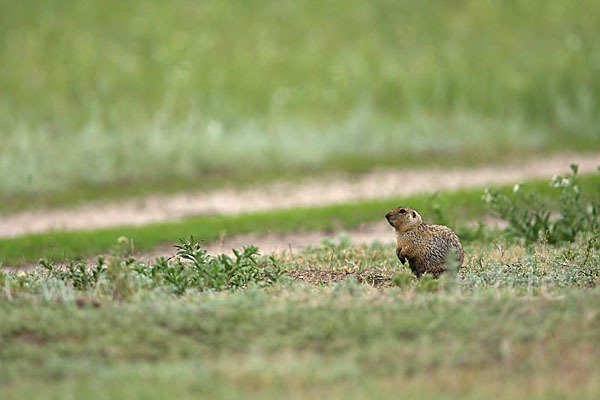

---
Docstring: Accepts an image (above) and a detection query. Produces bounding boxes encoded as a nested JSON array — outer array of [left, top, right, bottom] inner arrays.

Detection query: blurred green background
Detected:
[[1, 0, 599, 196]]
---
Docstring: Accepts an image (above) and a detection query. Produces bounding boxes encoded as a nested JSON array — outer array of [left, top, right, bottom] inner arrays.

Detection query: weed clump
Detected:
[[391, 272, 413, 289], [483, 164, 600, 244], [39, 236, 283, 296]]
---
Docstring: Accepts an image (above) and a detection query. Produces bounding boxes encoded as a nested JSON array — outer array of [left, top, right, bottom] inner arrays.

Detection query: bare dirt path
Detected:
[[1, 152, 599, 240]]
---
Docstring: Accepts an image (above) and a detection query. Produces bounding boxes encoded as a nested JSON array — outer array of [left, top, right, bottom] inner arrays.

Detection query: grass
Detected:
[[3, 1, 599, 396], [2, 173, 599, 267], [3, 289, 600, 399], [1, 172, 598, 399], [1, 233, 599, 399], [1, 0, 600, 196]]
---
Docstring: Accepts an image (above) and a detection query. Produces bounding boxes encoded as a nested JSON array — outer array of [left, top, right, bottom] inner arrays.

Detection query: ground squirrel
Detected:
[[385, 206, 464, 278]]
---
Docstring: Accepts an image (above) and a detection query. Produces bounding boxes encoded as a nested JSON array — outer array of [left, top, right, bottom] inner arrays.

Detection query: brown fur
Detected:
[[385, 206, 464, 278]]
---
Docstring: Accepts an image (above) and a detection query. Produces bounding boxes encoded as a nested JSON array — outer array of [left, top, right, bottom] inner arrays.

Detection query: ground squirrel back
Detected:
[[385, 206, 464, 278]]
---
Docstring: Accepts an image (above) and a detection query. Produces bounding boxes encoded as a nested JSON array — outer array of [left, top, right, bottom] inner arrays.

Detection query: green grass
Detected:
[[1, 174, 598, 399], [1, 234, 599, 399], [2, 168, 599, 399], [3, 289, 600, 399], [1, 0, 600, 196], [1, 173, 599, 267]]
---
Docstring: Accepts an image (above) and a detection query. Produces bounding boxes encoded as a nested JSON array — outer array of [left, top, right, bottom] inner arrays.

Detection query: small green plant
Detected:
[[428, 193, 452, 228], [439, 248, 460, 291], [391, 271, 413, 289], [170, 236, 283, 293], [414, 274, 440, 293], [483, 164, 600, 243], [41, 257, 107, 290], [111, 236, 134, 257]]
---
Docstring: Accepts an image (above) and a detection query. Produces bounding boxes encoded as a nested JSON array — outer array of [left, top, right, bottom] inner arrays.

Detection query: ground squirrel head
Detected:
[[385, 206, 422, 232]]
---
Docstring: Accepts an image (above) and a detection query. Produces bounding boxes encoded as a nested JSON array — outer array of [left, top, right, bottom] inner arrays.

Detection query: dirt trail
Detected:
[[1, 152, 599, 240]]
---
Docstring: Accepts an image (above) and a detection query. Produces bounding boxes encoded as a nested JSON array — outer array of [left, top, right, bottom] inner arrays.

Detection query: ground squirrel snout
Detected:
[[386, 206, 464, 278]]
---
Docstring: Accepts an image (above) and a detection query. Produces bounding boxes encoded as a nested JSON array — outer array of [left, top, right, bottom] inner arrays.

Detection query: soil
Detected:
[[285, 267, 396, 288]]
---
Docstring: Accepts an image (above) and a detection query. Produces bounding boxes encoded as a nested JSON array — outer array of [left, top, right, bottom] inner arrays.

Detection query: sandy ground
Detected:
[[2, 151, 598, 240]]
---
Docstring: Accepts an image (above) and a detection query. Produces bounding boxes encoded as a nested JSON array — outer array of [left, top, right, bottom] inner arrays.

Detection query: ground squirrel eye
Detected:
[[399, 209, 406, 214]]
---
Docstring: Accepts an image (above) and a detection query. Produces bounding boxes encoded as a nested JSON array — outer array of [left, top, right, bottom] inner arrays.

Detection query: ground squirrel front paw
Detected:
[[395, 248, 406, 264]]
